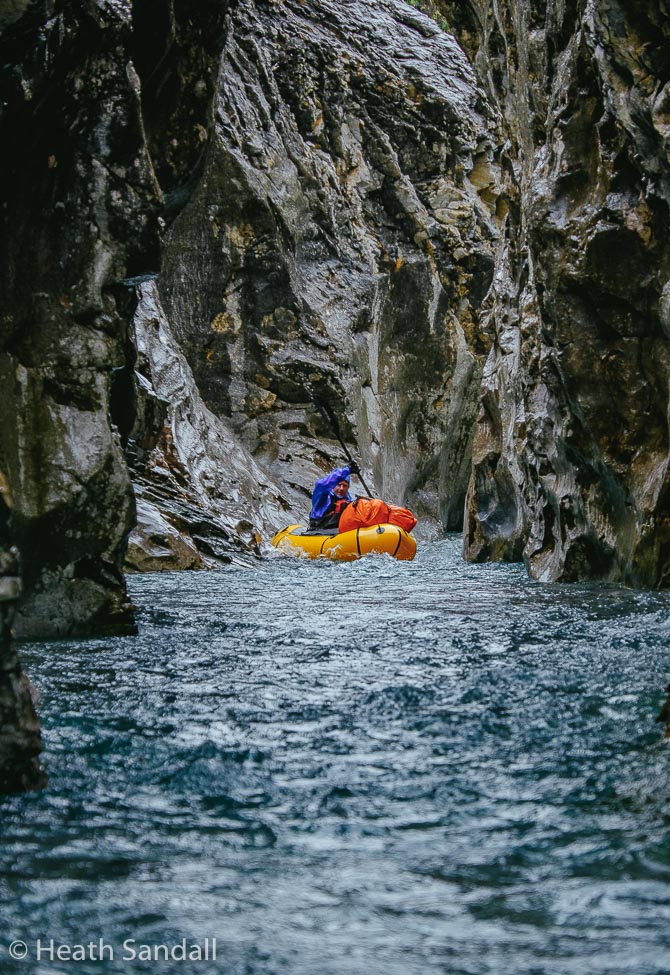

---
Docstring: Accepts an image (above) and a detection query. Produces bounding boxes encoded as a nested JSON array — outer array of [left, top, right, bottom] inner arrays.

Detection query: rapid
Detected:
[[1, 537, 669, 974]]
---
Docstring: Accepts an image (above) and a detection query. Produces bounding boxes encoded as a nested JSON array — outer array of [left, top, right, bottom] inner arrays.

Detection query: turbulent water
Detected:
[[1, 538, 669, 975]]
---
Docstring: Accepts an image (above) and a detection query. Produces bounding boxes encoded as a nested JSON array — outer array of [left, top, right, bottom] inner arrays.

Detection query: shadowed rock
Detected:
[[0, 474, 44, 793], [438, 0, 670, 586], [0, 1, 163, 635]]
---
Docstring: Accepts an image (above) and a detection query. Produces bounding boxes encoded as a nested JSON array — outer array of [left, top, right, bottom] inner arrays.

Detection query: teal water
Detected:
[[1, 538, 669, 975]]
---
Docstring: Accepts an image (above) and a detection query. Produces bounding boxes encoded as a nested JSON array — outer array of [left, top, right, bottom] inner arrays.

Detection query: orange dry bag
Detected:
[[338, 498, 389, 532], [386, 504, 417, 533], [338, 498, 417, 533]]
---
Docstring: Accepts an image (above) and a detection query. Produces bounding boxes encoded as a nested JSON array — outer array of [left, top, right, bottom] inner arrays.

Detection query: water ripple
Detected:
[[1, 538, 669, 975]]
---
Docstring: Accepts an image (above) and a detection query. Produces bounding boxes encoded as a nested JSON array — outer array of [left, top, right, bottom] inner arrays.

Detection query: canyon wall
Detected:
[[150, 0, 499, 533], [0, 477, 44, 792], [3, 0, 670, 785], [0, 1, 160, 636], [439, 0, 670, 585], [1, 0, 501, 606], [5, 0, 670, 598]]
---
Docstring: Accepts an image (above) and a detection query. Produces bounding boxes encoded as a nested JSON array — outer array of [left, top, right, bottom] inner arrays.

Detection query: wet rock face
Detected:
[[156, 0, 499, 529], [440, 0, 670, 585], [0, 0, 499, 611], [0, 613, 45, 792], [0, 1, 161, 635], [125, 279, 301, 570], [0, 622, 45, 793], [0, 479, 44, 793]]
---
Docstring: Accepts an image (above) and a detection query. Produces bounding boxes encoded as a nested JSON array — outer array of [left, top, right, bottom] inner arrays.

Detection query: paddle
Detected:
[[308, 389, 374, 499]]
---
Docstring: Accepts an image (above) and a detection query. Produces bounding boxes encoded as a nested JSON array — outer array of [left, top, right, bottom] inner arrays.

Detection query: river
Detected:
[[1, 538, 669, 974]]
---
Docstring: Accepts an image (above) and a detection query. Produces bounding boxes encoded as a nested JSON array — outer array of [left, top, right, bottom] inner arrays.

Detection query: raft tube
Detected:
[[270, 523, 417, 562]]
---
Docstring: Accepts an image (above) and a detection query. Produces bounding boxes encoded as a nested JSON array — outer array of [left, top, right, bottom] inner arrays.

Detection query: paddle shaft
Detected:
[[310, 395, 374, 498]]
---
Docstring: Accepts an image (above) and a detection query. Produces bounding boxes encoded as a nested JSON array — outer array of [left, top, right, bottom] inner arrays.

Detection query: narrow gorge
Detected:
[[1, 0, 669, 790]]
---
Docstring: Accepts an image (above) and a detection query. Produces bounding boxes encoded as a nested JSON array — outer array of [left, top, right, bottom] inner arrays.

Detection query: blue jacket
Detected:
[[310, 466, 352, 520]]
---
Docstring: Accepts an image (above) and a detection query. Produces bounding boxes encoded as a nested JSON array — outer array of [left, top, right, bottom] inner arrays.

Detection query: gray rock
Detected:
[[156, 0, 499, 533], [441, 0, 670, 586], [0, 0, 161, 635], [126, 279, 303, 568], [126, 497, 206, 572]]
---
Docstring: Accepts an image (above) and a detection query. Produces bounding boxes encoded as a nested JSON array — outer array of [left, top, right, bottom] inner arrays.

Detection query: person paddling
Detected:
[[309, 462, 361, 530]]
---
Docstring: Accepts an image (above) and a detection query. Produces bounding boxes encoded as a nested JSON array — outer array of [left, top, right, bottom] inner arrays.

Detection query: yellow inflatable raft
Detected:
[[270, 523, 417, 561]]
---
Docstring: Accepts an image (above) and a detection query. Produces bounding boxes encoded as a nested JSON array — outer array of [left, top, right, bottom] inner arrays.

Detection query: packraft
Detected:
[[270, 522, 417, 561]]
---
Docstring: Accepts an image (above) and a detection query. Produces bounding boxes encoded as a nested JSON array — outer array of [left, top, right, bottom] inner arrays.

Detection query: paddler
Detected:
[[309, 462, 360, 530]]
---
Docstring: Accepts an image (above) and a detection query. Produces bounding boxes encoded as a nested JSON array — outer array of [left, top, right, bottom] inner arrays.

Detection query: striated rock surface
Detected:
[[435, 0, 670, 586], [154, 0, 500, 532], [125, 279, 302, 569]]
